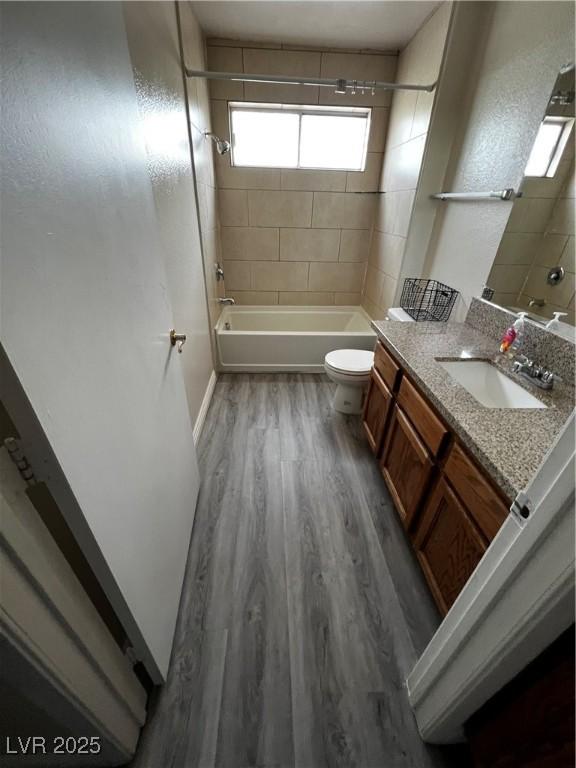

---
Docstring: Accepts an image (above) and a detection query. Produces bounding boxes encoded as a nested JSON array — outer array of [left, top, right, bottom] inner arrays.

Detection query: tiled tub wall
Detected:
[[206, 39, 398, 305], [362, 2, 452, 318], [487, 138, 575, 323]]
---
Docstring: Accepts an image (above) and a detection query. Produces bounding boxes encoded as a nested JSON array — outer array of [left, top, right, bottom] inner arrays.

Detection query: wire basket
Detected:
[[400, 278, 458, 322]]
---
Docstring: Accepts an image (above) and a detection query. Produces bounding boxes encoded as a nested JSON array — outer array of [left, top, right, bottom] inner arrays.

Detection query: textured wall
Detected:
[[206, 40, 397, 305], [124, 1, 215, 426], [361, 2, 452, 318], [424, 0, 575, 314]]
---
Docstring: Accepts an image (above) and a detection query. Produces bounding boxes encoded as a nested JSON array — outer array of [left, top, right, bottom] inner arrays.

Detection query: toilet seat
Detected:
[[324, 349, 374, 376]]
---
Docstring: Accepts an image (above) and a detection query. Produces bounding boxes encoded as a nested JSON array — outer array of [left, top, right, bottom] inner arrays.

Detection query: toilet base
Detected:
[[332, 382, 367, 414]]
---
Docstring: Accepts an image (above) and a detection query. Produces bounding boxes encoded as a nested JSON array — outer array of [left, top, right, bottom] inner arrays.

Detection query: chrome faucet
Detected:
[[218, 297, 235, 305], [511, 355, 559, 390]]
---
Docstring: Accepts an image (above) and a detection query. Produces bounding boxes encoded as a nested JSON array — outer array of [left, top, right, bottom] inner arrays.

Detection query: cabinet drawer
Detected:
[[380, 405, 434, 529], [444, 443, 510, 541], [362, 370, 393, 455], [414, 477, 487, 614], [397, 376, 449, 457], [374, 341, 401, 393]]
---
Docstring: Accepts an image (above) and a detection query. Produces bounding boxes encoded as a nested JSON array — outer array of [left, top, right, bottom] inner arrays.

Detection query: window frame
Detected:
[[228, 102, 372, 172], [524, 116, 575, 178]]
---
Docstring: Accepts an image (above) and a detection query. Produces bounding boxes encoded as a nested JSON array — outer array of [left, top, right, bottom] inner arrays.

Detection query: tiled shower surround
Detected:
[[207, 39, 397, 305]]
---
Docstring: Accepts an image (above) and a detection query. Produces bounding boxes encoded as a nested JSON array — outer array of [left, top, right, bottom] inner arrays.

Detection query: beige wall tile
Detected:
[[488, 264, 530, 294], [560, 236, 575, 273], [248, 190, 313, 227], [221, 227, 279, 261], [210, 99, 230, 141], [523, 265, 575, 307], [386, 90, 417, 149], [549, 196, 575, 235], [505, 197, 556, 234], [219, 189, 248, 226], [223, 260, 251, 290], [280, 228, 340, 261], [533, 234, 569, 267], [312, 192, 376, 229], [319, 52, 397, 107], [381, 134, 426, 192], [367, 107, 389, 153], [563, 163, 575, 198], [227, 291, 278, 305], [243, 49, 320, 103], [369, 231, 405, 278], [278, 291, 335, 305], [207, 38, 281, 49], [308, 262, 365, 292], [215, 154, 281, 190], [363, 265, 385, 306], [362, 294, 385, 319], [339, 229, 371, 262], [411, 90, 435, 139], [346, 152, 382, 192], [253, 260, 309, 291], [520, 173, 568, 200], [375, 189, 415, 237], [380, 274, 399, 310], [281, 169, 346, 192], [495, 233, 543, 266], [198, 182, 218, 232], [207, 46, 244, 100], [335, 292, 362, 305]]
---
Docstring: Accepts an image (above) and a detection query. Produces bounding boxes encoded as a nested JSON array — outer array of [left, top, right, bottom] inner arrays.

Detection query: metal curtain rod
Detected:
[[185, 68, 436, 94], [431, 188, 517, 201]]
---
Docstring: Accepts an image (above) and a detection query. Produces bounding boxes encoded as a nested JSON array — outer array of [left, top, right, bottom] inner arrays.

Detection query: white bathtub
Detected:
[[215, 305, 376, 372]]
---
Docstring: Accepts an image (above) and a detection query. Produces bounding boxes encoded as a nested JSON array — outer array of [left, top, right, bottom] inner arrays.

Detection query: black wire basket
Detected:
[[399, 278, 458, 322]]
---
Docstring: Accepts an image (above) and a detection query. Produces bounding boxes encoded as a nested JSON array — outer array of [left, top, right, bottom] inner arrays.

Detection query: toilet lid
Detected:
[[325, 349, 374, 375]]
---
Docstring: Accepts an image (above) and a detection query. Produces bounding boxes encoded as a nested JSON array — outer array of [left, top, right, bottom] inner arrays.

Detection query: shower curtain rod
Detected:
[[185, 68, 436, 93]]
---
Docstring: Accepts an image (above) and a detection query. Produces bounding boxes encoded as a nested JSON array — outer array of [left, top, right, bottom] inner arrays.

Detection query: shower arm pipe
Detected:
[[431, 188, 517, 201], [185, 68, 436, 93]]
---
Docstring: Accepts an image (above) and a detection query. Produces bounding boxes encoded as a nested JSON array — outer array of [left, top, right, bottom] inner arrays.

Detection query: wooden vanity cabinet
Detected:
[[414, 477, 489, 613], [380, 406, 434, 529], [363, 339, 510, 614], [362, 370, 393, 455]]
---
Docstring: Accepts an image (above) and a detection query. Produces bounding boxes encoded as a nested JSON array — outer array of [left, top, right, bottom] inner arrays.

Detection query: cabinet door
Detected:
[[414, 477, 488, 614], [362, 369, 393, 455], [380, 405, 434, 528]]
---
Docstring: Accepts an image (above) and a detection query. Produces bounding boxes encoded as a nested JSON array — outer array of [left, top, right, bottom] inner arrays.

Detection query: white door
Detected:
[[1, 2, 200, 682]]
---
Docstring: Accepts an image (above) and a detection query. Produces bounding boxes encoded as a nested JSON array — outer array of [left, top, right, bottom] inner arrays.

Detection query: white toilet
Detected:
[[324, 308, 414, 414], [324, 349, 375, 414]]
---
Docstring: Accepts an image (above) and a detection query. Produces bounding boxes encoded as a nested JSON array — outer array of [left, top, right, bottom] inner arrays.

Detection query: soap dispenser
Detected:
[[500, 312, 527, 355], [545, 312, 568, 330]]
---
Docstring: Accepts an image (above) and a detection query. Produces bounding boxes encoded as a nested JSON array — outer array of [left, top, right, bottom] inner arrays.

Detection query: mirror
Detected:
[[485, 66, 575, 335]]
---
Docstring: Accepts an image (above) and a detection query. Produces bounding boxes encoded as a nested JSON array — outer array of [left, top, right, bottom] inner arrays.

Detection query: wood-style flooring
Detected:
[[131, 374, 468, 768]]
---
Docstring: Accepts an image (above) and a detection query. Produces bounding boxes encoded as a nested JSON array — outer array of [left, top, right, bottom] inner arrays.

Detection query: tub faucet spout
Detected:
[[219, 297, 235, 305]]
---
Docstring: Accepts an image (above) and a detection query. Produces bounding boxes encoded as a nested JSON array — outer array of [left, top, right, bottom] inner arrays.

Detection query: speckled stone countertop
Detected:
[[372, 320, 575, 501]]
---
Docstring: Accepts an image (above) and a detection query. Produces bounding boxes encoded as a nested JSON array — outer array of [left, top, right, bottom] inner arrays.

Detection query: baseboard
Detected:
[[193, 370, 217, 445], [218, 363, 326, 373]]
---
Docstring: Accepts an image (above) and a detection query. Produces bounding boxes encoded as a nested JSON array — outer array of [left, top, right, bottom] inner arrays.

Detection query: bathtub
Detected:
[[215, 305, 377, 372]]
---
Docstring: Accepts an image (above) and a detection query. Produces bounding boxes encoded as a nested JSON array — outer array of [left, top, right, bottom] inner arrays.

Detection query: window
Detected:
[[228, 103, 371, 171], [524, 116, 574, 178]]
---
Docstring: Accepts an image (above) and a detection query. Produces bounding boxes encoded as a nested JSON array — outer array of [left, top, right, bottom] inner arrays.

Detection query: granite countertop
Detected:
[[372, 320, 575, 501]]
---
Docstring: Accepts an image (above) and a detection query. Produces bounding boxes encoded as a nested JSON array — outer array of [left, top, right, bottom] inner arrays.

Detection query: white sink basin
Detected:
[[438, 360, 547, 409]]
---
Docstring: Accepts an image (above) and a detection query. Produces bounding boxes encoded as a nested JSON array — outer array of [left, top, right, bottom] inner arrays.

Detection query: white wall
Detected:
[[422, 1, 575, 315], [1, 1, 209, 681], [123, 1, 215, 431]]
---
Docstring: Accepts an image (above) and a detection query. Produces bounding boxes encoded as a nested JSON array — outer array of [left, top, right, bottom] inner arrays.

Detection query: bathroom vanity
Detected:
[[363, 307, 575, 615]]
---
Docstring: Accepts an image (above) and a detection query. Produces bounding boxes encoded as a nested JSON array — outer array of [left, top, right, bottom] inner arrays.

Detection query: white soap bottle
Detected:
[[545, 312, 568, 331]]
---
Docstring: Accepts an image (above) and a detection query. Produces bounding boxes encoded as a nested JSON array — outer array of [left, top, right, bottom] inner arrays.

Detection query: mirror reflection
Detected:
[[486, 66, 575, 332]]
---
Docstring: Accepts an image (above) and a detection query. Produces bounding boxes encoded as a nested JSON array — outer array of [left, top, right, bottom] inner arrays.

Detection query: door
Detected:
[[362, 370, 393, 455], [380, 405, 434, 528], [414, 477, 488, 614], [1, 2, 200, 682]]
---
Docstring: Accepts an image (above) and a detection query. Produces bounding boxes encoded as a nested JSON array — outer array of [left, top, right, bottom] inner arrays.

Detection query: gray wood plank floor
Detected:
[[131, 374, 468, 768]]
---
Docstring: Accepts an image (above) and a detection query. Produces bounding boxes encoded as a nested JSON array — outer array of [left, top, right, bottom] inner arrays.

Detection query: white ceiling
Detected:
[[190, 1, 443, 51]]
